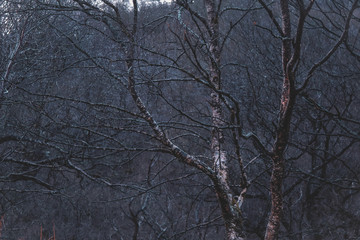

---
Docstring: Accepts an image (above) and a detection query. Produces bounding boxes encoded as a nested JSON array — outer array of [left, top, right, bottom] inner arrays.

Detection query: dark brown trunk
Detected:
[[265, 1, 295, 239]]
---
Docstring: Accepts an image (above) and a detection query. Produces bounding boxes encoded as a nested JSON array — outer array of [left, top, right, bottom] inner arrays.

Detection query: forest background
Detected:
[[0, 0, 359, 239]]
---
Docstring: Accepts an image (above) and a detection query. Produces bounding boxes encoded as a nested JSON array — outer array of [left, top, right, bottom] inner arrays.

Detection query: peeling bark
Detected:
[[205, 1, 245, 239]]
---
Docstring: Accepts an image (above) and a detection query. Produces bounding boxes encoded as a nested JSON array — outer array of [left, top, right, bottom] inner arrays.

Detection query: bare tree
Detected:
[[0, 0, 359, 239]]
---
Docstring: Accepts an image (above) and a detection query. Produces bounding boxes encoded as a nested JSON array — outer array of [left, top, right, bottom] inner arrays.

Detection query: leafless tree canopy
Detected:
[[0, 0, 359, 239]]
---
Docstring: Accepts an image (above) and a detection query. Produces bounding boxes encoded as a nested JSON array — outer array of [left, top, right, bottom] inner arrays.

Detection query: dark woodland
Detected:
[[0, 0, 359, 239]]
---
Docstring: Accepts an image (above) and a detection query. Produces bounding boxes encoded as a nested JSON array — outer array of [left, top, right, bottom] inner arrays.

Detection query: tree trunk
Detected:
[[205, 1, 245, 239], [265, 0, 295, 239]]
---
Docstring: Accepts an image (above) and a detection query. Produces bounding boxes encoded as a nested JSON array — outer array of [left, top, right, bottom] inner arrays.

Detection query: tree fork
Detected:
[[205, 0, 245, 239], [265, 0, 295, 239]]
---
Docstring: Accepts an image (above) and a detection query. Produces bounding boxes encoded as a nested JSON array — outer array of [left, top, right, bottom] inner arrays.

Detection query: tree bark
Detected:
[[265, 0, 294, 239], [205, 1, 245, 239], [264, 1, 358, 238]]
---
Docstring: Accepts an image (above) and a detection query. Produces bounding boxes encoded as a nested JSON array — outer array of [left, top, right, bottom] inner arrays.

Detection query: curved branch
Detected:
[[257, 0, 283, 36], [297, 0, 359, 92]]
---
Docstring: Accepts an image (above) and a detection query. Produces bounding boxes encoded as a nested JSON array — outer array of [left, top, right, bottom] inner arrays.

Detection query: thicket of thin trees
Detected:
[[0, 0, 359, 239]]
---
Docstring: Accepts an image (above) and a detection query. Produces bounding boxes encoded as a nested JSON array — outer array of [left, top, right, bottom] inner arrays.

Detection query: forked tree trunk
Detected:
[[265, 0, 294, 239], [205, 0, 245, 239], [264, 1, 358, 238]]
